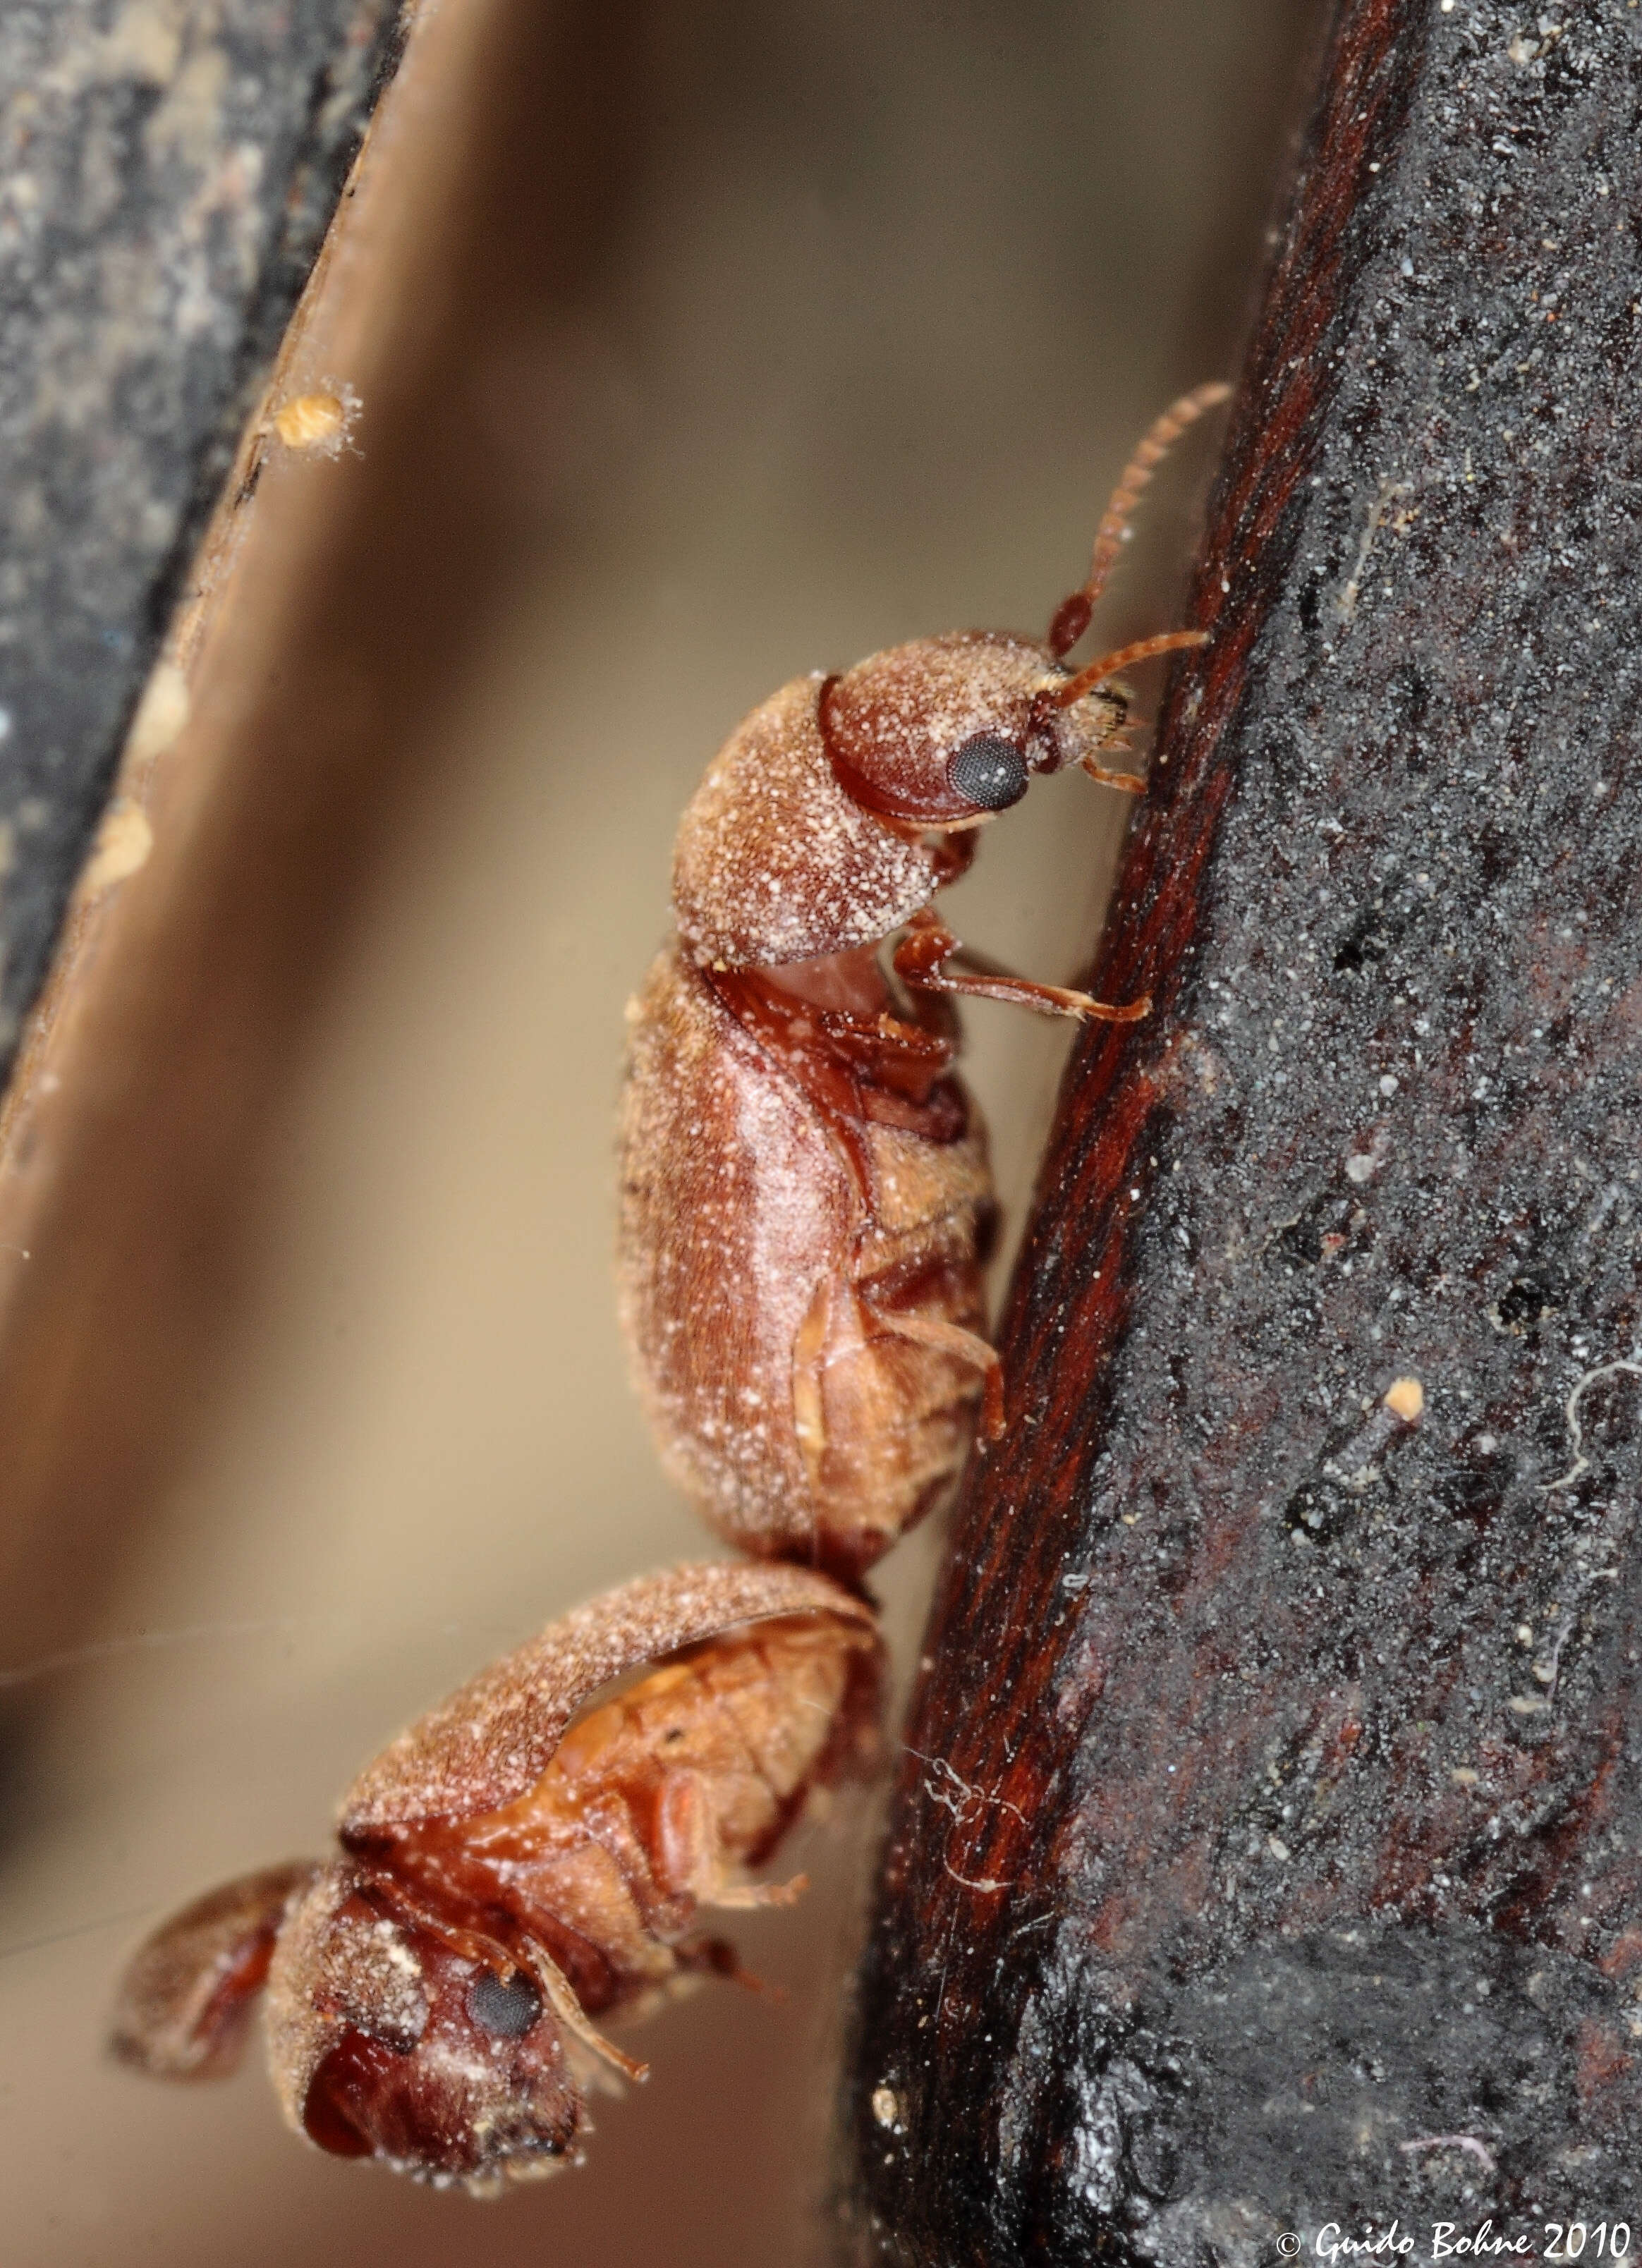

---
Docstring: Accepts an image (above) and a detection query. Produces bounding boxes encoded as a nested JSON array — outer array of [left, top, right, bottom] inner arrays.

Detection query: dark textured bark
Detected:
[[0, 0, 403, 1082], [846, 2, 1642, 2258]]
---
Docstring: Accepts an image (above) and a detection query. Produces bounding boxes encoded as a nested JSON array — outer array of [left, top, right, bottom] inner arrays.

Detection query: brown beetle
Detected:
[[110, 1563, 881, 2195], [619, 385, 1228, 1578]]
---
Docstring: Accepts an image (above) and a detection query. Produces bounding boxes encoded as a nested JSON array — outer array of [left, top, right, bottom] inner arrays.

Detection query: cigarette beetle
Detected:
[[619, 385, 1228, 1578], [110, 1563, 881, 2195]]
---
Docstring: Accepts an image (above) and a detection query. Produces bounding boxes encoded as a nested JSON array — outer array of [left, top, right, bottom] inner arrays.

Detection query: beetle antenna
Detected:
[[1047, 382, 1232, 661], [1048, 629, 1210, 714]]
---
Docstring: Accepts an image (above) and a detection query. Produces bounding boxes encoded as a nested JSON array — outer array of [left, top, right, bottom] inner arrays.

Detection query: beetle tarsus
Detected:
[[707, 1871, 808, 1910]]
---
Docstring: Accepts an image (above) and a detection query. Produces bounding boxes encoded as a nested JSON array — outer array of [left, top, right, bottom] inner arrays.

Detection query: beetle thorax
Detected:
[[671, 673, 947, 967], [669, 630, 1117, 971]]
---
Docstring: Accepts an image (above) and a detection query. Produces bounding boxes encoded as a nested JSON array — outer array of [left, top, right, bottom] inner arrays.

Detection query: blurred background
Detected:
[[0, 0, 1315, 2260]]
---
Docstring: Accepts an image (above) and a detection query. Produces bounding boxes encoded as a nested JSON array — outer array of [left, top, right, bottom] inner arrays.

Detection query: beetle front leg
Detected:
[[892, 908, 1150, 1025]]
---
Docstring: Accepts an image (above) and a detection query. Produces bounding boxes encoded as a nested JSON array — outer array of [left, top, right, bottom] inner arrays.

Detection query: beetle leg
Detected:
[[1079, 752, 1148, 794], [109, 1860, 320, 2080], [674, 1937, 779, 1997], [893, 909, 1150, 1027], [700, 1874, 810, 1910], [655, 1769, 809, 1910], [575, 1788, 673, 1902], [867, 1305, 1004, 1443], [652, 1768, 712, 1899]]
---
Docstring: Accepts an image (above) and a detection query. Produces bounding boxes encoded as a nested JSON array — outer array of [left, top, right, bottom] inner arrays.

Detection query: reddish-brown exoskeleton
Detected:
[[619, 385, 1228, 1577], [110, 1563, 880, 2195]]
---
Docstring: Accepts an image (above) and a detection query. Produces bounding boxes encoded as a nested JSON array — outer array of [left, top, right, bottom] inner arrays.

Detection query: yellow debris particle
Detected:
[[81, 801, 153, 895], [123, 658, 189, 767], [1383, 1375, 1425, 1423], [274, 391, 353, 453]]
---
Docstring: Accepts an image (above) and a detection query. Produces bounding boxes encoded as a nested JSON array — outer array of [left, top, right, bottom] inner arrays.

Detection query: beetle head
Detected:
[[820, 629, 1125, 829], [114, 1859, 580, 2193], [267, 1865, 582, 2192]]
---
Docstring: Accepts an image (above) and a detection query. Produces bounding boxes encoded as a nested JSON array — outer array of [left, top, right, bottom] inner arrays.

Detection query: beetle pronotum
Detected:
[[110, 1563, 881, 2194], [618, 384, 1229, 1578]]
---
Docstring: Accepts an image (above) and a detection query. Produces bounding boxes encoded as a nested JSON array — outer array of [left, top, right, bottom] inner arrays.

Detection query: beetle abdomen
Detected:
[[618, 944, 991, 1573]]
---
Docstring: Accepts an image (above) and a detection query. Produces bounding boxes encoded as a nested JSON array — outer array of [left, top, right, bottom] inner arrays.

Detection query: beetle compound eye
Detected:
[[468, 1968, 545, 2039], [946, 732, 1028, 812]]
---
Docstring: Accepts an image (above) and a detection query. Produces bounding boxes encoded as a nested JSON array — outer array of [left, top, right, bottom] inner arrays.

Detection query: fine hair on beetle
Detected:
[[618, 383, 1229, 1581]]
